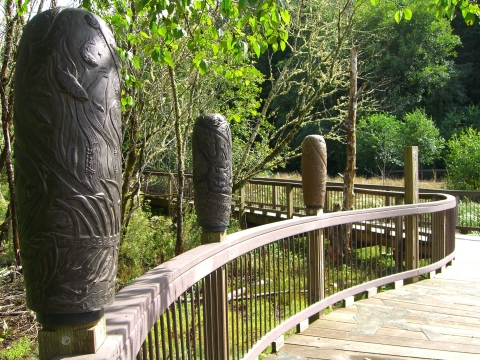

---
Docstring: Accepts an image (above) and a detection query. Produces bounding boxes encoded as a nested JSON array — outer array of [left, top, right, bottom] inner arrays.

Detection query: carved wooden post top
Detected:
[[302, 135, 327, 209]]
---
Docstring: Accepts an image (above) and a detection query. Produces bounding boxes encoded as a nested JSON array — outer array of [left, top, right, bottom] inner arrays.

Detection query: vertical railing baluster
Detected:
[[183, 292, 191, 360], [148, 330, 154, 360], [196, 282, 203, 360], [160, 315, 167, 360], [154, 322, 160, 360], [235, 259, 240, 360]]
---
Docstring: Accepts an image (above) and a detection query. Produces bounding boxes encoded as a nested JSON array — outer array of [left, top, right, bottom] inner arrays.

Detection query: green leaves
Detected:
[[404, 8, 413, 20], [151, 47, 174, 67], [429, 0, 479, 25], [280, 8, 290, 24], [394, 10, 402, 23], [395, 8, 413, 23]]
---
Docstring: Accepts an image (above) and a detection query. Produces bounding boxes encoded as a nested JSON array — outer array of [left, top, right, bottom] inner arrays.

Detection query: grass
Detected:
[[0, 337, 36, 360]]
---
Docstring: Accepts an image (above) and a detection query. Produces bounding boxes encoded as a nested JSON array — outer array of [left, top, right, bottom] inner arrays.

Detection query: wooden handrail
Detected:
[[58, 193, 456, 360]]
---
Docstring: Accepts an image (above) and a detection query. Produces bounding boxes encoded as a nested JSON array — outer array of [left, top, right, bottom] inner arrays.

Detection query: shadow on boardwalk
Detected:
[[270, 234, 480, 360]]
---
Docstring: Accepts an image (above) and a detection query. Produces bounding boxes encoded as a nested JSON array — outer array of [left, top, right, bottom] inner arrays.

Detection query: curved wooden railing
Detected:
[[142, 171, 480, 232], [65, 192, 456, 360]]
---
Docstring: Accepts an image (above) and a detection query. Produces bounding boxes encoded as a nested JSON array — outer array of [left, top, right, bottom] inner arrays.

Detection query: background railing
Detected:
[[142, 171, 480, 233], [77, 192, 456, 360]]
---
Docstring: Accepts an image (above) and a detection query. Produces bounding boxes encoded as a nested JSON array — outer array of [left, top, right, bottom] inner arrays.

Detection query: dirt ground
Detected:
[[0, 270, 39, 355]]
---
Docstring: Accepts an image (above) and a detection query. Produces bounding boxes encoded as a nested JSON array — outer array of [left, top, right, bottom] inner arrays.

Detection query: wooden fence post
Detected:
[[239, 186, 246, 228], [201, 231, 228, 360], [168, 174, 174, 216], [394, 195, 404, 272], [286, 184, 294, 219], [306, 209, 324, 324], [301, 135, 327, 324], [445, 204, 457, 265], [404, 146, 419, 284], [272, 185, 278, 210]]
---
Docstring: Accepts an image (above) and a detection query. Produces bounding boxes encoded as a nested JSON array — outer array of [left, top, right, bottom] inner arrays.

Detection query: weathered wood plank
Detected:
[[284, 333, 480, 360], [297, 327, 480, 353]]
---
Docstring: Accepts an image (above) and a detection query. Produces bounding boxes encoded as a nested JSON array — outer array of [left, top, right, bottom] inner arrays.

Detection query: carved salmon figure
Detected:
[[55, 64, 89, 101], [80, 41, 98, 67]]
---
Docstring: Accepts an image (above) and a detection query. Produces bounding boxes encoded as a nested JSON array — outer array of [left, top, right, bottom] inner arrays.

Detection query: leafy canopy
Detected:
[[82, 0, 290, 72], [368, 0, 480, 25]]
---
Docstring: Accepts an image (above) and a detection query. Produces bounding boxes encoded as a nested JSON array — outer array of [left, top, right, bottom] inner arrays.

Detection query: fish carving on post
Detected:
[[192, 114, 233, 232], [14, 8, 121, 324]]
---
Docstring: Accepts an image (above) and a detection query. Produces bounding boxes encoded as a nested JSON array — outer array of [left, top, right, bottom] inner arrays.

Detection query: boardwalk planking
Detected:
[[274, 235, 480, 360]]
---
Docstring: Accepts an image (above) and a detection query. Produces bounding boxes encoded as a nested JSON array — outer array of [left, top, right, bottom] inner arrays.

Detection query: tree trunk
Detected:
[[168, 65, 184, 256], [343, 45, 358, 212], [342, 45, 359, 258], [1, 0, 21, 266]]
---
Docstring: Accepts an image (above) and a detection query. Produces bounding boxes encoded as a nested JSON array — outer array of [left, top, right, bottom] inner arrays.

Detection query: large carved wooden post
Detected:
[[192, 113, 232, 359], [13, 8, 121, 359], [302, 135, 326, 323]]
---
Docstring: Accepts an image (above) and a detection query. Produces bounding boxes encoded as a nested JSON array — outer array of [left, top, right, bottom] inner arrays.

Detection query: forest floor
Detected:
[[0, 271, 38, 359], [0, 175, 447, 359]]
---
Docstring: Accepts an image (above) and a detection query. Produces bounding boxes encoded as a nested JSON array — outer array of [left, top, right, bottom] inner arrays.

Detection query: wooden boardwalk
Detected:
[[270, 235, 480, 360]]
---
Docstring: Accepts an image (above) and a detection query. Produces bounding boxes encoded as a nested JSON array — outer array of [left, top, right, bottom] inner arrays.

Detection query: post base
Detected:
[[38, 316, 106, 360]]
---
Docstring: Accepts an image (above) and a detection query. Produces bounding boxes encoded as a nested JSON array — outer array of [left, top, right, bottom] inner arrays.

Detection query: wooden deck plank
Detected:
[[274, 236, 480, 360], [308, 318, 480, 345], [284, 334, 480, 360], [318, 311, 480, 338], [299, 326, 480, 352]]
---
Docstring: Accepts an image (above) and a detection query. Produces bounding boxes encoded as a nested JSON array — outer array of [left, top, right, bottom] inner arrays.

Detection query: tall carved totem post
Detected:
[[301, 135, 327, 323], [14, 8, 121, 358], [192, 113, 232, 359]]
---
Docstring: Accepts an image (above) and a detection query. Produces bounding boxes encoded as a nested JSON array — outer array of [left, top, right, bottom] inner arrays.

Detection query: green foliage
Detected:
[[368, 0, 480, 25], [118, 205, 243, 284], [361, 2, 465, 122], [440, 105, 480, 140], [118, 207, 175, 285], [445, 127, 480, 190], [84, 0, 289, 73], [357, 114, 404, 178], [357, 110, 443, 178], [402, 109, 444, 166], [0, 336, 32, 360]]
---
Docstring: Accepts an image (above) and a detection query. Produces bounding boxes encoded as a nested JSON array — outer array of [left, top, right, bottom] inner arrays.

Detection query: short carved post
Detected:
[[302, 135, 327, 323], [14, 8, 121, 359], [192, 113, 231, 360], [404, 147, 419, 284]]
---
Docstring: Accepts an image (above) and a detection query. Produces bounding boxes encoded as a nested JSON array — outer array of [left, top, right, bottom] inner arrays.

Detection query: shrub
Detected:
[[118, 207, 175, 286], [445, 127, 480, 190]]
